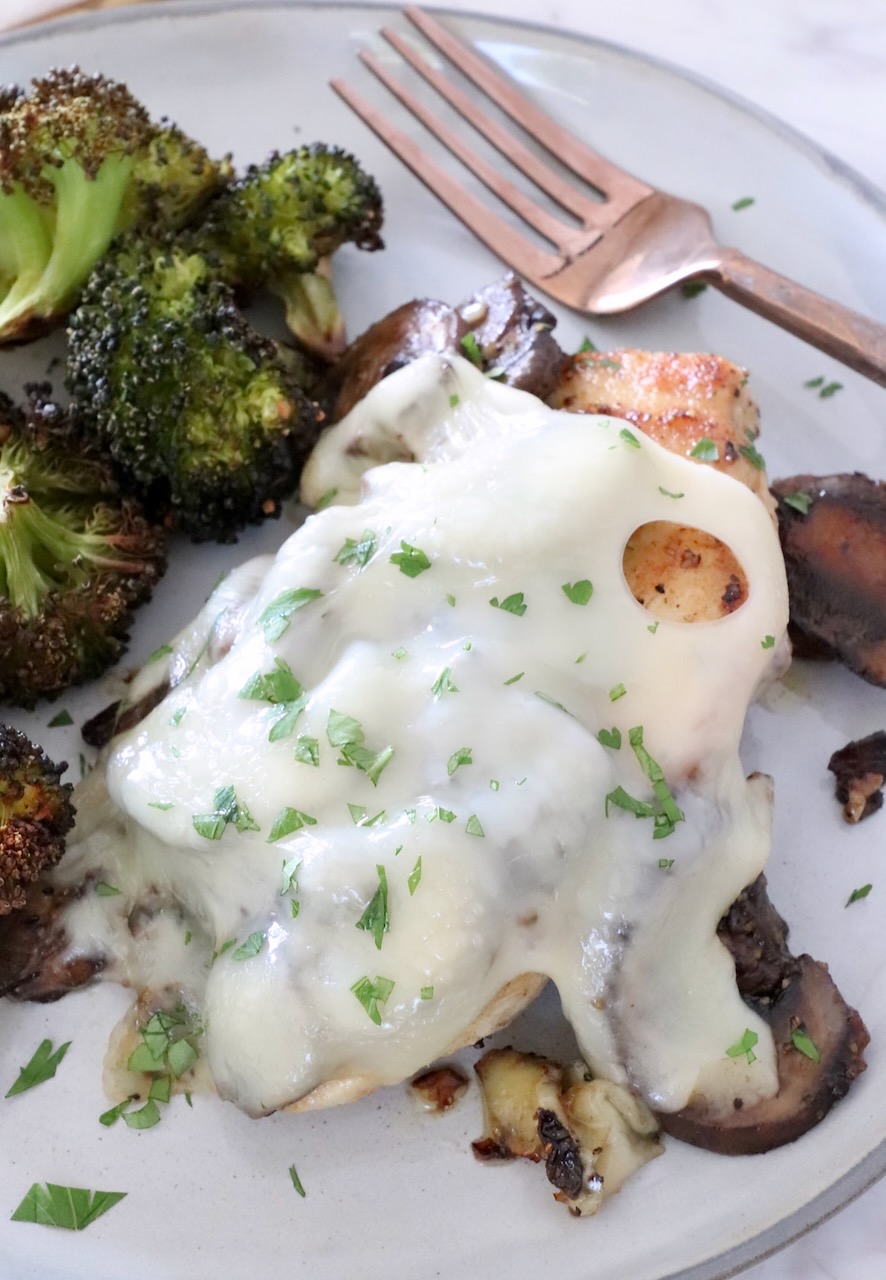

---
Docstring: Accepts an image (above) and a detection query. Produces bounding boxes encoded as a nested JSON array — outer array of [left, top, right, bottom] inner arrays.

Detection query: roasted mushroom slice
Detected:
[[772, 473, 886, 686]]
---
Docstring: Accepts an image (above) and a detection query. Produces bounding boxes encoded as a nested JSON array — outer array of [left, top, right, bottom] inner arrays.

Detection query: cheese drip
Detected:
[[59, 355, 789, 1119]]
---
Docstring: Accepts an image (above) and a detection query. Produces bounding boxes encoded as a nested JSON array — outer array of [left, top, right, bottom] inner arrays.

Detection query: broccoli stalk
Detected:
[[0, 68, 231, 342], [0, 725, 74, 914], [0, 391, 167, 707]]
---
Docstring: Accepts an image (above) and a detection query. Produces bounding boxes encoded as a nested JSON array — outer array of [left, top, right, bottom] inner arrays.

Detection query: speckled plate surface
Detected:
[[0, 5, 885, 1278]]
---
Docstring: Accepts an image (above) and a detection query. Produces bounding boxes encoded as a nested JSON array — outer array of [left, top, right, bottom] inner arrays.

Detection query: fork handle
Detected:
[[712, 248, 886, 388]]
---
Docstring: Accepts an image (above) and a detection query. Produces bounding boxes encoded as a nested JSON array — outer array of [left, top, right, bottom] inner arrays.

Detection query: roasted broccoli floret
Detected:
[[0, 388, 167, 706], [67, 237, 324, 542], [0, 724, 74, 913], [194, 144, 383, 356], [0, 67, 230, 342]]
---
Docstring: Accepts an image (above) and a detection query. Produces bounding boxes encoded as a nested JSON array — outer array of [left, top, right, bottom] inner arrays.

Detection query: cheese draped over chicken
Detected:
[[59, 354, 789, 1120]]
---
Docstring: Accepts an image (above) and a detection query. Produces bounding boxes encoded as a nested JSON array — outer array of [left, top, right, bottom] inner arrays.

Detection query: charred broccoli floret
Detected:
[[0, 725, 74, 913], [194, 144, 383, 356], [0, 67, 230, 342], [0, 388, 167, 706], [67, 237, 324, 542]]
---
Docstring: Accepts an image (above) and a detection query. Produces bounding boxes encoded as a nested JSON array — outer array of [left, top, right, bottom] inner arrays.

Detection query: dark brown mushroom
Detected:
[[772, 472, 886, 686], [0, 882, 105, 1002]]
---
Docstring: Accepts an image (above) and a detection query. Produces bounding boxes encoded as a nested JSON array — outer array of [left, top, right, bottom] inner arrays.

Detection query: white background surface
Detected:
[[1, 1, 885, 1277]]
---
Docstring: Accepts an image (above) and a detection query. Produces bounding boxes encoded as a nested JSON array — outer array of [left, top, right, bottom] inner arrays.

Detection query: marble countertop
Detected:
[[1, 1, 885, 1277]]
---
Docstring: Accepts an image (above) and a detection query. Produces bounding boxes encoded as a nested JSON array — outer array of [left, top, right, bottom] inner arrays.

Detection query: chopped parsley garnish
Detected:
[[147, 643, 173, 664], [11, 1184, 126, 1231], [392, 646, 408, 661], [561, 579, 594, 606], [356, 865, 389, 949], [169, 706, 187, 727], [628, 725, 685, 839], [609, 683, 626, 702], [390, 541, 431, 577], [658, 858, 675, 869], [596, 727, 622, 750], [689, 437, 719, 462], [327, 710, 394, 786], [123, 1099, 161, 1130], [315, 487, 338, 509], [99, 1097, 136, 1128], [447, 746, 473, 775], [726, 1028, 758, 1063], [420, 986, 434, 1000], [267, 808, 317, 843], [761, 635, 775, 649], [289, 1164, 306, 1197], [192, 785, 259, 840], [348, 803, 368, 825], [334, 529, 378, 570], [47, 709, 73, 727], [731, 196, 755, 211], [820, 381, 843, 398], [605, 786, 656, 819], [680, 281, 708, 299], [460, 332, 483, 364], [449, 394, 460, 408], [535, 691, 573, 716], [647, 621, 659, 635], [446, 593, 456, 607], [95, 880, 122, 895], [465, 814, 485, 837], [619, 427, 641, 449], [431, 667, 459, 697], [258, 588, 323, 642], [232, 931, 265, 962], [790, 1028, 821, 1062], [239, 658, 307, 742], [489, 591, 527, 616], [804, 375, 824, 388], [489, 779, 500, 791], [408, 857, 422, 895], [783, 490, 813, 515], [658, 487, 684, 499], [846, 883, 873, 907], [503, 672, 524, 685], [577, 336, 597, 353], [351, 975, 395, 1025], [739, 443, 765, 470], [427, 806, 456, 824], [281, 856, 301, 895], [147, 801, 173, 811], [294, 735, 320, 767], [6, 1039, 71, 1098]]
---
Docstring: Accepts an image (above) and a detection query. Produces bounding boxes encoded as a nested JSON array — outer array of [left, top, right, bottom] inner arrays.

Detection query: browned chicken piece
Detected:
[[548, 348, 771, 623]]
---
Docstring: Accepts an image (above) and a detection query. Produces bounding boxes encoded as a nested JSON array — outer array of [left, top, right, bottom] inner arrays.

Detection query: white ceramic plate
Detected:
[[0, 4, 885, 1278]]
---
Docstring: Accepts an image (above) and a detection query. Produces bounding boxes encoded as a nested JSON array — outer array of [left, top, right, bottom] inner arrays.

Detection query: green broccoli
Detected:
[[193, 144, 383, 355], [0, 67, 231, 343], [0, 725, 75, 914], [0, 388, 167, 707], [66, 237, 325, 542]]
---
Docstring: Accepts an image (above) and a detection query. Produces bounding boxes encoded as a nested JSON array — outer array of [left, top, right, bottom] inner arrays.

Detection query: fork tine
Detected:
[[379, 25, 602, 224], [404, 6, 652, 207], [330, 76, 561, 282], [353, 49, 586, 253]]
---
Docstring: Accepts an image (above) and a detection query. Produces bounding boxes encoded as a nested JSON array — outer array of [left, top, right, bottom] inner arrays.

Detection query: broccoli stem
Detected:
[[0, 156, 134, 335], [0, 482, 135, 617]]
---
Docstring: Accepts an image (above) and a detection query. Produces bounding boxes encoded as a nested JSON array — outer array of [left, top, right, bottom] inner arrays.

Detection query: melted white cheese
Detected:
[[60, 354, 789, 1119]]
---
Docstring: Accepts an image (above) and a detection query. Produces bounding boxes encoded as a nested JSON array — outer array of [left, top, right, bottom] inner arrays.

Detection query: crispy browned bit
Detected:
[[537, 1107, 585, 1200], [410, 1065, 469, 1113], [828, 731, 886, 822]]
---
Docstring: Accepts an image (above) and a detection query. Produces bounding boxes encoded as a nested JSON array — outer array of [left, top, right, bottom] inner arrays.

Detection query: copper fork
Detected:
[[332, 6, 886, 388]]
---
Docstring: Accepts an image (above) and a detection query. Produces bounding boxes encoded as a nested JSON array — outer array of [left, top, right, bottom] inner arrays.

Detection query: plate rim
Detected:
[[0, 5, 884, 1279]]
